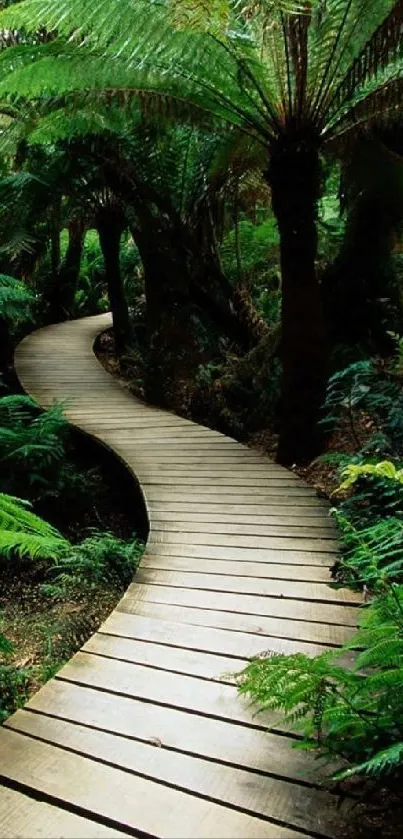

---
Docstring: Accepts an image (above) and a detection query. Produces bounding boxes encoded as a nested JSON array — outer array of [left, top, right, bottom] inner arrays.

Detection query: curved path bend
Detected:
[[0, 314, 361, 839]]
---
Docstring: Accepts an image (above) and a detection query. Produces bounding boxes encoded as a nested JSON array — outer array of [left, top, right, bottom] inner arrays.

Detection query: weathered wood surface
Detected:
[[0, 314, 360, 838]]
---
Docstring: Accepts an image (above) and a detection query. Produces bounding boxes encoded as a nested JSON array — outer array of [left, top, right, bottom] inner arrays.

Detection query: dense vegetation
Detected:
[[0, 0, 403, 831]]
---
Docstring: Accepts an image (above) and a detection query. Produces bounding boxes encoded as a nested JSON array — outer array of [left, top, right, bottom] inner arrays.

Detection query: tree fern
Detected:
[[1, 1, 403, 463]]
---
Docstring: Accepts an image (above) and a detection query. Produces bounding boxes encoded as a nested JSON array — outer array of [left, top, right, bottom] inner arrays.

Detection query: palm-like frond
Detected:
[[0, 492, 69, 559], [0, 0, 401, 145]]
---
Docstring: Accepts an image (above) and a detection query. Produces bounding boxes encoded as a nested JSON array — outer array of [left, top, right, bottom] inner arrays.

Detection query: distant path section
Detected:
[[0, 314, 360, 838]]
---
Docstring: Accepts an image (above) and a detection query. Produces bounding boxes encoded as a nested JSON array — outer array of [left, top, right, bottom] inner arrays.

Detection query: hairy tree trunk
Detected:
[[59, 219, 86, 314], [133, 226, 201, 408], [47, 219, 86, 322], [268, 135, 328, 465], [97, 208, 131, 355]]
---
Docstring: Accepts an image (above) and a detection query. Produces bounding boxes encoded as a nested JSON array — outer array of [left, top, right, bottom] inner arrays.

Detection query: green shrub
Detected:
[[323, 359, 403, 457], [0, 395, 68, 494], [0, 273, 34, 326], [333, 514, 403, 588], [41, 531, 144, 596], [0, 663, 30, 722], [0, 395, 96, 517], [236, 583, 403, 782], [333, 461, 403, 526]]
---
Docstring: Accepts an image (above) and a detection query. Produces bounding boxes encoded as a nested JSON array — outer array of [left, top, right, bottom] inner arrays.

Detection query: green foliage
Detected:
[[0, 662, 30, 722], [0, 394, 69, 494], [323, 359, 403, 457], [0, 492, 69, 560], [333, 460, 403, 526], [333, 513, 403, 588], [0, 273, 34, 324], [0, 0, 399, 149], [221, 218, 279, 282], [191, 334, 281, 437], [237, 581, 403, 781], [64, 229, 108, 317], [337, 460, 403, 492], [0, 631, 13, 657], [0, 621, 66, 722], [0, 395, 94, 514], [41, 531, 144, 597]]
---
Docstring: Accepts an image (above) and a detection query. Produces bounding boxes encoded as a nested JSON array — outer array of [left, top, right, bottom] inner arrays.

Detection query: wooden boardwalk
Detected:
[[0, 314, 361, 838]]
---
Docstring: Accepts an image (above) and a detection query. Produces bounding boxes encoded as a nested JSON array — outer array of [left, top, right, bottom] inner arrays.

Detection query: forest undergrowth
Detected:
[[0, 384, 146, 721]]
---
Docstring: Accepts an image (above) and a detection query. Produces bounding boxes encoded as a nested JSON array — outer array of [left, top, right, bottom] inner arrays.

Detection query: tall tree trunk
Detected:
[[46, 219, 86, 323], [96, 207, 131, 355], [268, 134, 328, 465], [59, 219, 86, 314], [133, 225, 201, 407], [50, 201, 61, 282]]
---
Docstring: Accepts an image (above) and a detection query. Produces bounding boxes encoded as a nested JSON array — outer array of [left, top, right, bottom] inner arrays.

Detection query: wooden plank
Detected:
[[136, 569, 362, 606], [0, 728, 301, 839], [6, 712, 345, 838], [0, 786, 129, 838], [145, 483, 319, 496], [149, 501, 330, 517], [140, 464, 289, 474], [128, 455, 277, 467], [141, 542, 336, 566], [104, 438, 244, 449], [73, 417, 195, 427], [147, 472, 303, 488], [150, 510, 333, 526], [118, 598, 352, 646], [83, 633, 247, 680], [24, 678, 327, 780], [100, 610, 330, 656], [121, 582, 358, 626], [57, 650, 274, 728], [150, 519, 336, 538], [132, 456, 277, 466], [104, 430, 237, 441], [144, 490, 327, 506], [142, 476, 306, 486], [140, 553, 333, 582], [149, 531, 339, 552]]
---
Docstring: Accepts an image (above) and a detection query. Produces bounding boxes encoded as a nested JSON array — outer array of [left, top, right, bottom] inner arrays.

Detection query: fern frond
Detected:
[[335, 742, 403, 779], [0, 493, 63, 538], [0, 528, 69, 559]]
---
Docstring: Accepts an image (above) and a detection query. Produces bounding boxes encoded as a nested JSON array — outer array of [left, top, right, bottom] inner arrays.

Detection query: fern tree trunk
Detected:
[[133, 224, 202, 408], [96, 207, 131, 356], [47, 219, 86, 323], [268, 134, 328, 465], [59, 219, 86, 315]]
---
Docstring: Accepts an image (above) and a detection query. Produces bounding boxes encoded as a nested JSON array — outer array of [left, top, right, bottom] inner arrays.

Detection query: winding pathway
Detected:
[[0, 314, 361, 838]]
